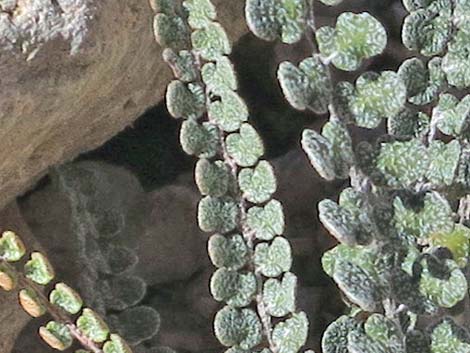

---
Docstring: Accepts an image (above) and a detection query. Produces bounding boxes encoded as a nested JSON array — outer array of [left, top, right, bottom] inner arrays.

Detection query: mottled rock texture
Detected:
[[0, 0, 247, 209]]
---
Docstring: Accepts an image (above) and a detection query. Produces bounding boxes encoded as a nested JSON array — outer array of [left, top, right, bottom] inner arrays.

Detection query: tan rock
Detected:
[[0, 0, 247, 209]]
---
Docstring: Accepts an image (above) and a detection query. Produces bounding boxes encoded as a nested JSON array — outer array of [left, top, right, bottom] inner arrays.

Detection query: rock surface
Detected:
[[19, 161, 207, 286], [0, 0, 247, 210], [135, 183, 208, 285]]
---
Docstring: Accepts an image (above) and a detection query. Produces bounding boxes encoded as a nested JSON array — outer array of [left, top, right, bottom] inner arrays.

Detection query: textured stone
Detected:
[[135, 183, 208, 285], [0, 0, 247, 209]]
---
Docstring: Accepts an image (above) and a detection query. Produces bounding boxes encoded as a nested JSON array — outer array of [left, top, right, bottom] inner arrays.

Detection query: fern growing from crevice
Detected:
[[0, 229, 132, 353], [4, 0, 470, 352], [246, 0, 470, 352], [152, 0, 310, 351]]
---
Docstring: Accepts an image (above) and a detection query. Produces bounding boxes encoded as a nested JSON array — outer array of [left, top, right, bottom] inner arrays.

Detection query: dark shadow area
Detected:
[[81, 103, 193, 191]]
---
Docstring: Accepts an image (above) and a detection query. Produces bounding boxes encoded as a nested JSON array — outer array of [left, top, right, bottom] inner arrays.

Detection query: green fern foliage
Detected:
[[398, 57, 446, 106], [24, 252, 55, 285], [208, 234, 249, 270], [430, 319, 470, 353], [0, 230, 135, 352], [277, 55, 332, 113], [345, 71, 407, 128], [402, 0, 453, 56], [39, 321, 74, 351], [315, 12, 387, 71], [50, 283, 83, 314], [263, 272, 297, 317], [214, 306, 263, 349], [434, 94, 470, 136], [0, 230, 26, 262], [103, 334, 134, 353], [442, 28, 470, 88], [246, 0, 470, 352], [154, 0, 309, 351], [245, 0, 308, 44], [302, 121, 353, 180], [247, 200, 285, 241]]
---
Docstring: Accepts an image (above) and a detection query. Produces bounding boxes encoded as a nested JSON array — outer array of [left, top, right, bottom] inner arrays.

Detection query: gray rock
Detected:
[[134, 183, 208, 285], [19, 161, 207, 287]]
